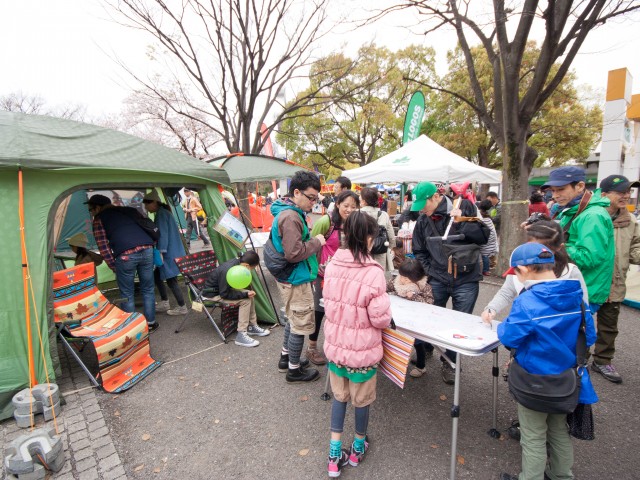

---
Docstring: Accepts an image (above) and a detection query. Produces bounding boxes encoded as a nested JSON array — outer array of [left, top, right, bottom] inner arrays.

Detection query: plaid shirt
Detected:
[[93, 217, 152, 271], [92, 217, 115, 270]]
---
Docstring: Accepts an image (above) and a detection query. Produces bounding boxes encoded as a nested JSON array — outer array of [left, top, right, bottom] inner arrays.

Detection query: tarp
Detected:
[[207, 154, 306, 183], [342, 135, 502, 184], [0, 112, 277, 420]]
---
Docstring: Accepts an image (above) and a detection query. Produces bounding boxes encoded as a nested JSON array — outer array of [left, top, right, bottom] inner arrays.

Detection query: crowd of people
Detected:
[[72, 164, 639, 479], [263, 167, 639, 479]]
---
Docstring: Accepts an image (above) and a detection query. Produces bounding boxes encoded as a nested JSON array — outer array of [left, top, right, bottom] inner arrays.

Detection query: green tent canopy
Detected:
[[207, 154, 306, 183], [0, 112, 276, 420]]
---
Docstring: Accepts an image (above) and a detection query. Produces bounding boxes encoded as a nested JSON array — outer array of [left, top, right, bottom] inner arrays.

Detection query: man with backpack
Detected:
[[267, 171, 326, 383], [86, 194, 159, 330], [411, 182, 489, 384], [360, 187, 395, 271]]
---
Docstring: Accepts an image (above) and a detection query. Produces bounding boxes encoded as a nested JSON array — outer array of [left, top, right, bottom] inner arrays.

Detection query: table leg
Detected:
[[449, 355, 461, 480], [488, 347, 501, 438]]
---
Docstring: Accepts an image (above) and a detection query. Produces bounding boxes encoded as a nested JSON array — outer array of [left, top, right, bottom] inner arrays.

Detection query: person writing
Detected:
[[322, 211, 392, 478], [498, 242, 597, 480]]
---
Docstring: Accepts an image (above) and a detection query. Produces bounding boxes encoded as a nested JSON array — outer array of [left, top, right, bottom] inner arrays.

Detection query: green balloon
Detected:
[[227, 265, 252, 289]]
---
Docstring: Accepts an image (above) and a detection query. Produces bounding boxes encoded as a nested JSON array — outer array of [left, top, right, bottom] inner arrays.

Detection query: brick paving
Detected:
[[1, 346, 126, 480]]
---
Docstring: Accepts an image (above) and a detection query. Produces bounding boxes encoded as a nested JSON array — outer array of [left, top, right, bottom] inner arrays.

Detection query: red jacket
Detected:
[[529, 202, 550, 216]]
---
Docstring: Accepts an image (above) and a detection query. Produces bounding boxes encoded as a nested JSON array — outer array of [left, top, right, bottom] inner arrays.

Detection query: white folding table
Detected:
[[389, 295, 502, 480]]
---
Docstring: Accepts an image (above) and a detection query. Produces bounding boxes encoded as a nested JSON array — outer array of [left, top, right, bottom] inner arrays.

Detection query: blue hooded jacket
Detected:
[[498, 278, 598, 405]]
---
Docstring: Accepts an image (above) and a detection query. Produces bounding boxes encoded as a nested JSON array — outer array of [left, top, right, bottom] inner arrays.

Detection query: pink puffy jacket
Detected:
[[322, 248, 392, 368]]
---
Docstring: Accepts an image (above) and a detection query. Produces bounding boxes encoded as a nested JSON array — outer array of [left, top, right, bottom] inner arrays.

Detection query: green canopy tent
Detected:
[[0, 112, 277, 419], [206, 153, 307, 183]]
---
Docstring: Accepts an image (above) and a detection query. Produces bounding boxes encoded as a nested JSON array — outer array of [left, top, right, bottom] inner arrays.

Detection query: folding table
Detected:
[[389, 295, 502, 480]]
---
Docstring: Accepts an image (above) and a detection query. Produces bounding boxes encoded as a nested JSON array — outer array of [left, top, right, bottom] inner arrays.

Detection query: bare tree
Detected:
[[376, 0, 640, 270], [107, 0, 348, 219], [117, 88, 222, 158], [1, 92, 86, 121]]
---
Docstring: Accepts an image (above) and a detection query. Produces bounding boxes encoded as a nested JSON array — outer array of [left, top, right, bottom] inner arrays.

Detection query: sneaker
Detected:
[[591, 362, 622, 383], [307, 347, 328, 366], [147, 322, 160, 332], [285, 366, 320, 383], [156, 300, 170, 312], [247, 324, 270, 337], [278, 354, 310, 373], [327, 450, 349, 478], [235, 331, 259, 347], [441, 362, 456, 385], [409, 366, 427, 378], [348, 437, 369, 467], [166, 305, 189, 316]]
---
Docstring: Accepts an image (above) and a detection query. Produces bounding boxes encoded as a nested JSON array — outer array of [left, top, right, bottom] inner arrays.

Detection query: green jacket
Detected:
[[556, 192, 614, 304]]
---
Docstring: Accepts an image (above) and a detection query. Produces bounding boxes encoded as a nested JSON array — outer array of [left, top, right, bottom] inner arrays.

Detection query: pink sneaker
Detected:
[[327, 450, 349, 478], [348, 437, 369, 467]]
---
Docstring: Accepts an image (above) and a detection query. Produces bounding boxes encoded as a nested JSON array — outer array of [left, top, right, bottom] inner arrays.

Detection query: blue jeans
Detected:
[[115, 248, 156, 324], [481, 255, 490, 273], [429, 280, 480, 362]]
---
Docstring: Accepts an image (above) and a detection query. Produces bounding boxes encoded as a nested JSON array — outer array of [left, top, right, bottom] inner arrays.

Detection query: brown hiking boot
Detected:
[[306, 347, 327, 366]]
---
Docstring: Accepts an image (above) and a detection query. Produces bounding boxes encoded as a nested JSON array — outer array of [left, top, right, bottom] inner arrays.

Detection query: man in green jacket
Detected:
[[591, 175, 640, 383], [544, 166, 614, 309]]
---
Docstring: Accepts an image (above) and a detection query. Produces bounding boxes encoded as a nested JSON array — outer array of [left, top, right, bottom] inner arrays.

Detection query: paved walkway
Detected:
[[1, 347, 126, 480]]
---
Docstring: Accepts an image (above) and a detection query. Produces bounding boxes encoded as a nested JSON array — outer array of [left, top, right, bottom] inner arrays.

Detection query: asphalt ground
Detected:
[[3, 244, 640, 480]]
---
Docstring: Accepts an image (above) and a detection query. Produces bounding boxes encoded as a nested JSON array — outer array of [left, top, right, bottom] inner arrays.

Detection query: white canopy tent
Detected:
[[342, 135, 502, 184]]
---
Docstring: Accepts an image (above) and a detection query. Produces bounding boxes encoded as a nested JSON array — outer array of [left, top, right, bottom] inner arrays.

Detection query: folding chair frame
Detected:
[[173, 250, 239, 343]]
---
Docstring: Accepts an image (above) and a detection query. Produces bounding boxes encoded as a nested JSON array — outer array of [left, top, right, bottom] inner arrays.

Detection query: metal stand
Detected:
[[57, 333, 101, 389], [231, 191, 282, 326], [449, 356, 462, 480], [487, 348, 501, 438]]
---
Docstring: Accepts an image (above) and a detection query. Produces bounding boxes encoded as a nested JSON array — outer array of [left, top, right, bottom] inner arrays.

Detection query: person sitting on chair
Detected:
[[203, 250, 270, 347], [67, 232, 103, 269]]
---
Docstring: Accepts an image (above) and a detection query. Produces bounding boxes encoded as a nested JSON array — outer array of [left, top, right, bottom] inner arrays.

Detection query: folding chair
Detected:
[[173, 250, 239, 343], [52, 263, 162, 393]]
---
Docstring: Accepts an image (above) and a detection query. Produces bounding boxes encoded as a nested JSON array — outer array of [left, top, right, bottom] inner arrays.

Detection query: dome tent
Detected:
[[0, 112, 276, 419]]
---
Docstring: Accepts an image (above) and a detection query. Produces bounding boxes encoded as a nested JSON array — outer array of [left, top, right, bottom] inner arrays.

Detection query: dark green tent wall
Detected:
[[0, 112, 276, 420]]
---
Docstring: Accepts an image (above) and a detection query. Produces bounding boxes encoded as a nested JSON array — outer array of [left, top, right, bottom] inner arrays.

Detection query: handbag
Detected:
[[441, 243, 480, 278], [153, 248, 164, 267], [507, 304, 587, 414], [567, 403, 595, 440], [370, 211, 389, 255]]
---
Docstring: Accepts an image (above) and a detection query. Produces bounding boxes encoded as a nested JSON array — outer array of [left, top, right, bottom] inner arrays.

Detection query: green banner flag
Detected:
[[402, 91, 425, 145]]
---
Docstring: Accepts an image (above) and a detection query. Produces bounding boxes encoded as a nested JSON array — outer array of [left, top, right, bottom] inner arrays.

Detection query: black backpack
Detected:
[[370, 211, 389, 255], [117, 207, 160, 242]]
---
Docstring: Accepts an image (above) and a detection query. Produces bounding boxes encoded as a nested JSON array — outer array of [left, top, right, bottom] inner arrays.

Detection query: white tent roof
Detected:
[[342, 135, 502, 184]]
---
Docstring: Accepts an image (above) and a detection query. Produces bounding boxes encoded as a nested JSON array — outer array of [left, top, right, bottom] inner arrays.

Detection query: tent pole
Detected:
[[231, 190, 282, 326], [18, 168, 37, 387]]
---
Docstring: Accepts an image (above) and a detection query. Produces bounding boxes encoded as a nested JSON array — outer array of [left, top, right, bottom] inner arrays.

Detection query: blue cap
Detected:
[[542, 166, 586, 187], [503, 242, 555, 276]]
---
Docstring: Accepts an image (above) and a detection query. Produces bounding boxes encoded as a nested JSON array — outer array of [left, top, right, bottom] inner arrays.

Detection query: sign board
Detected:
[[212, 211, 249, 248]]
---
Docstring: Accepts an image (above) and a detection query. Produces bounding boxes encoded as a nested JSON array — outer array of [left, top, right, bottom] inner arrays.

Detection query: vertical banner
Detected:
[[402, 91, 425, 145], [260, 123, 275, 157]]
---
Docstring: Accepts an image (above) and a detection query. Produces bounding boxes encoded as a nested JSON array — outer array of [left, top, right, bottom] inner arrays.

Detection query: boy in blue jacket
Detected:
[[498, 242, 597, 480]]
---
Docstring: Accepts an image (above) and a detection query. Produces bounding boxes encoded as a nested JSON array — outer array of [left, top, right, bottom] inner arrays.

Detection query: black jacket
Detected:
[[203, 258, 249, 300], [412, 197, 489, 286]]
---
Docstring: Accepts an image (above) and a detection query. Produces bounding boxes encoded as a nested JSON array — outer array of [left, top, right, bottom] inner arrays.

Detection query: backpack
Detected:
[[117, 207, 160, 242], [370, 211, 389, 255]]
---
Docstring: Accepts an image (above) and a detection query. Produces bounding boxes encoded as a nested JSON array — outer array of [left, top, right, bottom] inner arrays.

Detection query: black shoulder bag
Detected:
[[507, 303, 587, 414]]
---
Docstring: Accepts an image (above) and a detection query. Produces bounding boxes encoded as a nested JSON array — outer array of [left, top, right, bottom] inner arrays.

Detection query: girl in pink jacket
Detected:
[[322, 211, 392, 478]]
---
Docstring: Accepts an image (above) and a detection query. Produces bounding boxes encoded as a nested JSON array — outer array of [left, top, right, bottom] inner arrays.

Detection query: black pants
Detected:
[[154, 269, 185, 306]]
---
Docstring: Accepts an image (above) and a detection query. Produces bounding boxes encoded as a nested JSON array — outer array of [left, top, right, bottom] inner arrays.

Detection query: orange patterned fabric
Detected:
[[53, 264, 162, 393]]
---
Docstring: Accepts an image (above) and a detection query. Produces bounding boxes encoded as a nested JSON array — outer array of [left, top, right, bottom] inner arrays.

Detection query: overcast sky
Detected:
[[1, 0, 639, 119]]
